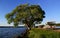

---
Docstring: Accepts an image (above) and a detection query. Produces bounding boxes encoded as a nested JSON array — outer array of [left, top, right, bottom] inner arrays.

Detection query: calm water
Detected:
[[0, 27, 27, 38]]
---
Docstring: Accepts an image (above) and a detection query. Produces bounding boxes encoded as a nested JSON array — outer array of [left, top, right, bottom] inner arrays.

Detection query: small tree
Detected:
[[47, 22, 56, 28], [5, 4, 45, 29]]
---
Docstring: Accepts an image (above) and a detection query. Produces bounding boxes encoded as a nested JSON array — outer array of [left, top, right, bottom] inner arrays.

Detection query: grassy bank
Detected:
[[28, 28, 60, 38]]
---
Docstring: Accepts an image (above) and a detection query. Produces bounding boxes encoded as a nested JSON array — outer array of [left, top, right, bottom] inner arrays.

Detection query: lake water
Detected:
[[0, 26, 60, 38], [0, 27, 27, 38]]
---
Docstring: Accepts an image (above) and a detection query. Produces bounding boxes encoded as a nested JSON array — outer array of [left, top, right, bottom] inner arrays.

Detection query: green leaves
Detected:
[[5, 13, 11, 20], [5, 4, 45, 28]]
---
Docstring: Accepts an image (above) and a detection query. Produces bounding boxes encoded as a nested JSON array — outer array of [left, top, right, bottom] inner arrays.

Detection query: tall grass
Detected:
[[28, 28, 60, 38]]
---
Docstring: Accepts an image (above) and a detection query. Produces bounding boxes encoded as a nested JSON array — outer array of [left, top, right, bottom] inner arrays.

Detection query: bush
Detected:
[[28, 28, 60, 38]]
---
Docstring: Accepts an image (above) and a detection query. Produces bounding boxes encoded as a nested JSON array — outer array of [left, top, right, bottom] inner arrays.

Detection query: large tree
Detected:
[[5, 4, 45, 29]]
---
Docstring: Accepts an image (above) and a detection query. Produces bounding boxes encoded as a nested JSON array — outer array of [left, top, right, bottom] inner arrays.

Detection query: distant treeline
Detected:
[[56, 23, 60, 26]]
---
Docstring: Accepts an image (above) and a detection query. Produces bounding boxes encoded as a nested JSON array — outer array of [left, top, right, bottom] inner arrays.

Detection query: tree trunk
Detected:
[[50, 26, 52, 28], [50, 26, 53, 29], [22, 23, 31, 38], [26, 23, 31, 30]]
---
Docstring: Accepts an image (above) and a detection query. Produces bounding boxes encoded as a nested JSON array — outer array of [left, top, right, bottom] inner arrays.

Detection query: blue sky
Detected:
[[0, 0, 60, 26]]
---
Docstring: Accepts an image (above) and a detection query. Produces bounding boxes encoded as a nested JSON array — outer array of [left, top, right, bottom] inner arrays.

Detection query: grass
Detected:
[[28, 28, 60, 38]]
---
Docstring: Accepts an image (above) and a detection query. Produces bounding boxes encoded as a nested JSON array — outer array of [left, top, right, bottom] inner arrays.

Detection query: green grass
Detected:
[[28, 28, 60, 38]]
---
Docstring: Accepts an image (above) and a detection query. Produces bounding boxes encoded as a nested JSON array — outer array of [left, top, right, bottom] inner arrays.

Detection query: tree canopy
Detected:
[[47, 22, 56, 26], [5, 4, 45, 28]]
